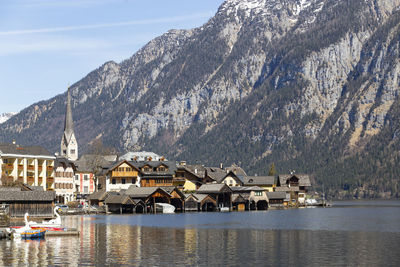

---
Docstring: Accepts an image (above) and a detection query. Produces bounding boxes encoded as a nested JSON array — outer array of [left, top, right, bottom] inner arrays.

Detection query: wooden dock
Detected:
[[45, 229, 80, 237]]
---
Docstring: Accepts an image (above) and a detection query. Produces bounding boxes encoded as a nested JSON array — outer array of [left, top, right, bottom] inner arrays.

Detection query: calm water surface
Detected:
[[1, 200, 400, 266]]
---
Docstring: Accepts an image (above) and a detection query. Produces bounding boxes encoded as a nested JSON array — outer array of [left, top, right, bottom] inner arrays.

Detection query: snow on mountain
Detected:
[[0, 112, 16, 124]]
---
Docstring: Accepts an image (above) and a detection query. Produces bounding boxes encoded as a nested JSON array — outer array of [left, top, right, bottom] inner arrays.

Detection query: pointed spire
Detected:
[[64, 87, 74, 141]]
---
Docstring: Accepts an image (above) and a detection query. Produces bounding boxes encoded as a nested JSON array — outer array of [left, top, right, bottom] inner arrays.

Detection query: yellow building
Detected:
[[0, 142, 55, 190], [242, 176, 276, 192]]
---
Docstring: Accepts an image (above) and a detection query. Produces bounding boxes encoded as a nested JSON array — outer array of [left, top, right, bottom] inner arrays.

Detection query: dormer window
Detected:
[[249, 179, 253, 183]]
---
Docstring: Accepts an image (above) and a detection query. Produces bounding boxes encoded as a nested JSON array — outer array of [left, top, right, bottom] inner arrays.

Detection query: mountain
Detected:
[[0, 112, 16, 124], [1, 0, 400, 198]]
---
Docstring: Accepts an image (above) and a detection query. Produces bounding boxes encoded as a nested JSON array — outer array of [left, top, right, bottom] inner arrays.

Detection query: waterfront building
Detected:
[[230, 186, 268, 210], [266, 191, 286, 207], [0, 186, 56, 217], [54, 157, 76, 203], [125, 186, 173, 213], [60, 87, 78, 161], [184, 193, 217, 212], [196, 184, 232, 210], [276, 174, 311, 205], [0, 142, 55, 190]]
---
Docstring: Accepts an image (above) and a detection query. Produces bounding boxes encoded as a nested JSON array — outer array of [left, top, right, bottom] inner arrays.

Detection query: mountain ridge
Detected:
[[1, 0, 399, 198]]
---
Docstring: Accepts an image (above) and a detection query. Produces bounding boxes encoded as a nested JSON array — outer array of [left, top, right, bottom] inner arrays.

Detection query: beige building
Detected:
[[0, 142, 55, 190], [54, 157, 76, 203]]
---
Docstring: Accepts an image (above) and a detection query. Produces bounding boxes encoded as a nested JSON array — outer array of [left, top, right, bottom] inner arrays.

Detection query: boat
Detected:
[[28, 207, 62, 228], [11, 213, 47, 239], [20, 229, 46, 239], [156, 203, 175, 213]]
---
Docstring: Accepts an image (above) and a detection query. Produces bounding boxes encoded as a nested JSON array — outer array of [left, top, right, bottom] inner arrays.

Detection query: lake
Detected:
[[1, 200, 400, 266]]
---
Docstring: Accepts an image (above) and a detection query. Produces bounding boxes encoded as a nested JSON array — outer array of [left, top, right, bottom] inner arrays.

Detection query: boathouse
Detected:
[[184, 193, 217, 212], [196, 184, 232, 211]]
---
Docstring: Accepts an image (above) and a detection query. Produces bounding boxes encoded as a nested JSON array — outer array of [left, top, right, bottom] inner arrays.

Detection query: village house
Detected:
[[124, 186, 176, 213], [105, 160, 140, 191], [54, 157, 76, 204], [266, 191, 286, 208], [276, 174, 311, 205], [0, 142, 55, 191], [174, 163, 205, 191], [132, 161, 176, 187]]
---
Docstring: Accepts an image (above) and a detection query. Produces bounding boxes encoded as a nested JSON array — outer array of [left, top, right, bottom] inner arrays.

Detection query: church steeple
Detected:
[[61, 87, 78, 161]]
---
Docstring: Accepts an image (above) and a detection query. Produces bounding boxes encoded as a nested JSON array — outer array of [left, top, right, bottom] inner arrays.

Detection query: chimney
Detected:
[[194, 168, 198, 174], [220, 163, 223, 169], [12, 139, 16, 145]]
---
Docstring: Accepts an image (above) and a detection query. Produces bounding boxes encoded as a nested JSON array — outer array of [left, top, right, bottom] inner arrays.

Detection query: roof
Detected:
[[130, 161, 176, 176], [0, 143, 54, 157], [230, 186, 265, 192], [160, 186, 186, 199], [243, 176, 275, 186], [197, 183, 232, 194], [225, 164, 247, 176], [108, 160, 140, 173], [105, 194, 134, 205], [177, 164, 206, 179], [63, 88, 75, 144], [89, 189, 108, 201], [274, 186, 300, 192], [125, 186, 171, 198], [204, 167, 228, 182], [186, 193, 216, 203], [55, 157, 76, 169], [0, 191, 56, 201], [266, 191, 286, 200], [232, 193, 247, 203], [279, 174, 311, 187]]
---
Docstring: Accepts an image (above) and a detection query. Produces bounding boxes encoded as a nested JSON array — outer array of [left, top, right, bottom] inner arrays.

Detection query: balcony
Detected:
[[18, 165, 24, 170], [47, 166, 53, 171], [47, 177, 54, 184], [27, 165, 35, 171], [38, 166, 42, 171], [112, 171, 138, 177]]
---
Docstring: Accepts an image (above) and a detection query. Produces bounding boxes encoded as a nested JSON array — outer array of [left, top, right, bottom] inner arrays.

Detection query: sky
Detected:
[[0, 0, 225, 114]]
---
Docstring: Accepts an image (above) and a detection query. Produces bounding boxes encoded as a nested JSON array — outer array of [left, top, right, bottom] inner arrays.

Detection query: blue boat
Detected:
[[20, 229, 46, 239]]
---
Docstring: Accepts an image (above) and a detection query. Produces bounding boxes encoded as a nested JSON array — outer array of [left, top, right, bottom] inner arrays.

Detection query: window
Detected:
[[84, 175, 89, 181], [156, 179, 163, 184], [75, 175, 79, 181], [112, 179, 116, 185], [126, 167, 131, 172], [131, 178, 135, 184], [70, 149, 75, 155], [122, 178, 126, 184], [159, 167, 165, 172], [84, 186, 88, 193], [255, 191, 263, 196]]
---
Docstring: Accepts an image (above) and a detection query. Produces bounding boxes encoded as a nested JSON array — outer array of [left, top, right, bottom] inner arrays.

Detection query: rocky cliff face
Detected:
[[1, 0, 400, 198]]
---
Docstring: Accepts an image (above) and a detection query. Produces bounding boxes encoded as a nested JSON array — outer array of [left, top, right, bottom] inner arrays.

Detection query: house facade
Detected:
[[54, 157, 76, 204], [106, 160, 140, 191], [0, 142, 55, 191]]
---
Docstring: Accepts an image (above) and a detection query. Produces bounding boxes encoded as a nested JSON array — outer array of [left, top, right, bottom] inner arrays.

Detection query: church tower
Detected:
[[60, 87, 78, 161]]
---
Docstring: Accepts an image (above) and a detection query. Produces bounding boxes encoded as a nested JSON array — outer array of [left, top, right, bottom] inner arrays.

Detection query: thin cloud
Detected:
[[0, 12, 213, 36]]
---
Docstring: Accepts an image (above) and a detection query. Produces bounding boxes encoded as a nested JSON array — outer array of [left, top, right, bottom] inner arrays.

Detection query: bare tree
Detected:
[[85, 140, 117, 192]]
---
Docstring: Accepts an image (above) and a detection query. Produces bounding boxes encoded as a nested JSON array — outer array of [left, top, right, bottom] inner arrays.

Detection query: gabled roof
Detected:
[[105, 194, 135, 205], [204, 167, 227, 182], [278, 174, 311, 187], [230, 186, 265, 192], [0, 190, 56, 201], [108, 160, 140, 173], [186, 193, 216, 204], [0, 143, 54, 157], [55, 157, 76, 170], [160, 186, 186, 199], [130, 161, 177, 176], [225, 164, 247, 176], [197, 183, 232, 194], [243, 176, 275, 186], [177, 164, 206, 179], [88, 189, 112, 201], [232, 193, 247, 203], [125, 186, 171, 198]]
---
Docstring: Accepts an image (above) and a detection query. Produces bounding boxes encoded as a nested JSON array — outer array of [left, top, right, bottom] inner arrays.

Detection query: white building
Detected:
[[60, 87, 78, 161], [0, 142, 55, 190], [54, 157, 76, 204]]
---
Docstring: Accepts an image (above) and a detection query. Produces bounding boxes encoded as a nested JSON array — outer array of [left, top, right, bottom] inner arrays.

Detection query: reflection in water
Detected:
[[1, 205, 400, 266]]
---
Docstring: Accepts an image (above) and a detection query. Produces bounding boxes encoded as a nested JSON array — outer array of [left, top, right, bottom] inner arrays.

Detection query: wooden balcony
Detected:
[[38, 166, 42, 171], [47, 166, 53, 171], [46, 177, 54, 184], [18, 165, 24, 170], [112, 171, 138, 177], [27, 165, 35, 171]]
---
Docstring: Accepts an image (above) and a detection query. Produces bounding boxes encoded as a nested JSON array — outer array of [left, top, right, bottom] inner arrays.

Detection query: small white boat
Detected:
[[156, 203, 175, 214], [220, 207, 230, 212], [29, 207, 62, 228]]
